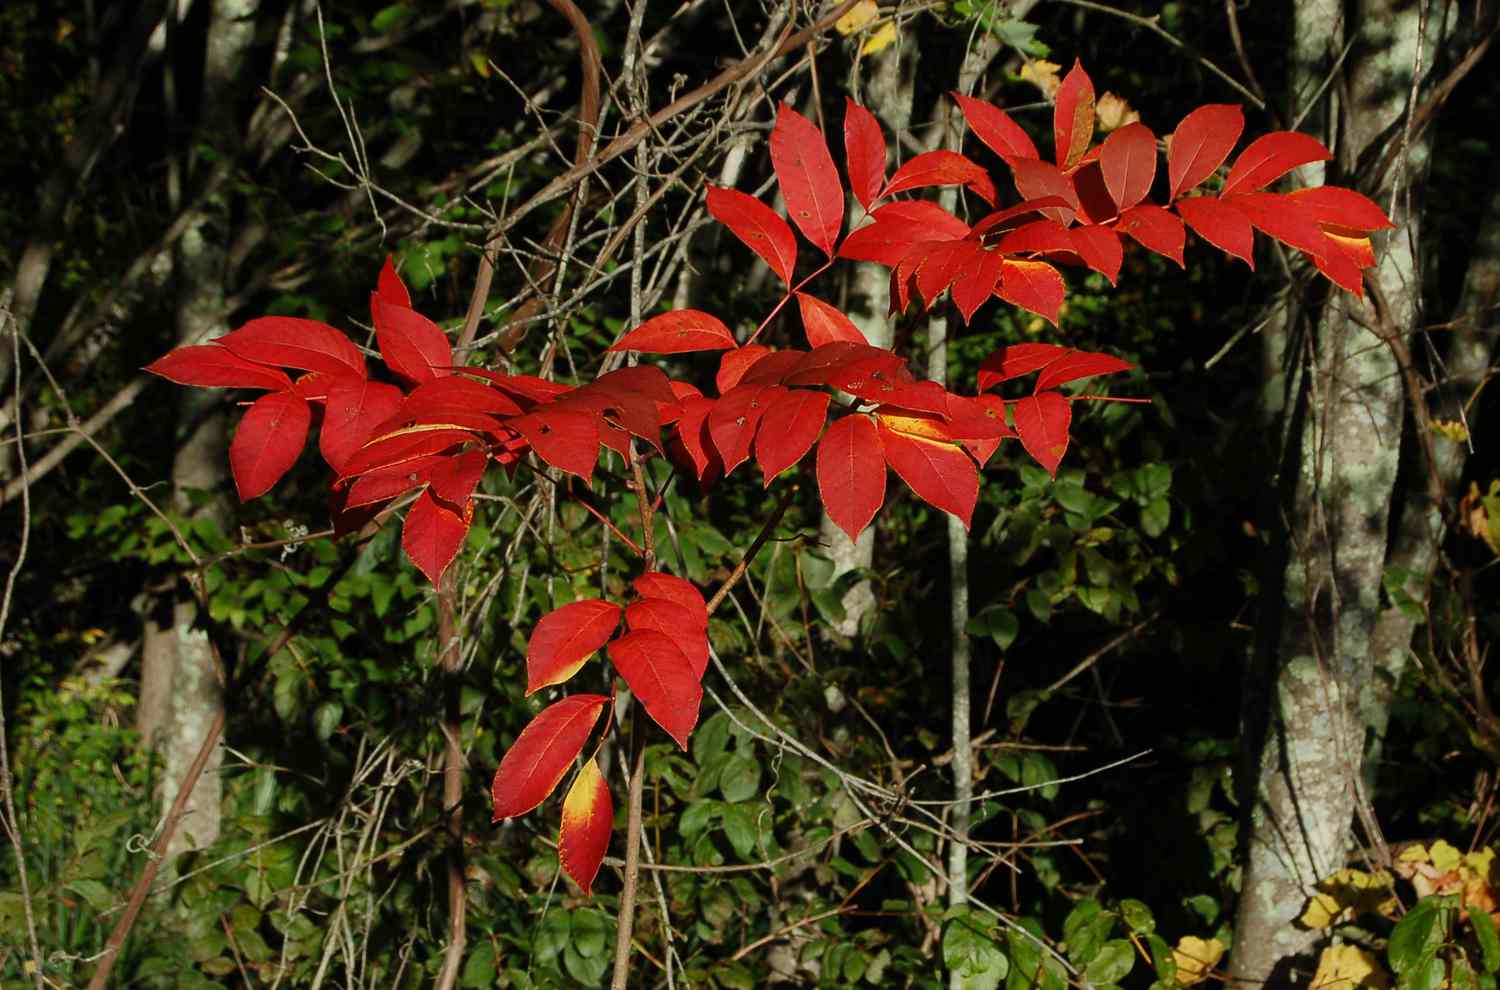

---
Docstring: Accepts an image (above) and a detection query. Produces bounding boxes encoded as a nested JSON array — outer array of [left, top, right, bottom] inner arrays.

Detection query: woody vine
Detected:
[[140, 56, 1388, 988]]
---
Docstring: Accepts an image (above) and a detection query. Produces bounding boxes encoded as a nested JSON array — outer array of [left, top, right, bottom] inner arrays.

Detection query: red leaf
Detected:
[[492, 694, 610, 819], [953, 92, 1040, 165], [429, 450, 489, 511], [511, 409, 599, 481], [626, 600, 708, 678], [320, 378, 406, 473], [1229, 191, 1333, 258], [1313, 239, 1368, 296], [1116, 204, 1186, 266], [1012, 391, 1073, 477], [977, 343, 1070, 391], [1288, 186, 1395, 231], [840, 201, 970, 266], [1010, 159, 1082, 222], [340, 428, 474, 479], [717, 345, 773, 395], [1168, 104, 1244, 200], [997, 260, 1067, 324], [944, 393, 1015, 440], [951, 248, 1006, 324], [671, 396, 717, 482], [1034, 349, 1135, 392], [1070, 225, 1124, 284], [996, 219, 1075, 256], [707, 384, 778, 475], [609, 310, 737, 354], [770, 103, 844, 256], [879, 150, 997, 205], [527, 599, 623, 695], [559, 757, 612, 894], [878, 421, 978, 529], [908, 239, 987, 309], [401, 488, 470, 585], [344, 455, 442, 509], [608, 631, 702, 750], [797, 293, 870, 347], [755, 389, 829, 486], [1054, 60, 1096, 169], [229, 390, 311, 500], [1176, 196, 1256, 267], [1071, 161, 1119, 224], [784, 343, 903, 387], [373, 297, 453, 386], [632, 572, 708, 630], [146, 345, 293, 391], [706, 185, 798, 286], [816, 415, 886, 541], [1221, 131, 1332, 197], [844, 98, 887, 210], [376, 255, 412, 309], [401, 376, 524, 420], [1099, 122, 1157, 210], [220, 317, 366, 380]]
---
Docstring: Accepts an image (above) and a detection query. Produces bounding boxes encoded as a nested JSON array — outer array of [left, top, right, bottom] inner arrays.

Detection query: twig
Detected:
[[432, 569, 468, 990]]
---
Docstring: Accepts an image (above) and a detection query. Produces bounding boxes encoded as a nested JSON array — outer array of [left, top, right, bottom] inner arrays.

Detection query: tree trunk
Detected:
[[1231, 1, 1445, 982]]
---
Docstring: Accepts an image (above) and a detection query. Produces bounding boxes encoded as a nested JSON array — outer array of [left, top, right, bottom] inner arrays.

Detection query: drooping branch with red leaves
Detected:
[[144, 61, 1389, 896]]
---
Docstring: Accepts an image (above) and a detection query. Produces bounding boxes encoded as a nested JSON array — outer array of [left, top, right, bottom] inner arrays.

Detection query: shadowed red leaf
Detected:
[[492, 694, 609, 820], [512, 409, 599, 481], [320, 378, 406, 473], [401, 488, 471, 585], [755, 389, 829, 486], [1116, 204, 1186, 266], [816, 414, 885, 541], [1012, 391, 1073, 477], [428, 450, 488, 511], [717, 345, 773, 394], [708, 384, 779, 475], [1099, 122, 1157, 210], [1070, 225, 1124, 284], [608, 630, 702, 749], [977, 343, 1070, 392], [951, 248, 1005, 324]]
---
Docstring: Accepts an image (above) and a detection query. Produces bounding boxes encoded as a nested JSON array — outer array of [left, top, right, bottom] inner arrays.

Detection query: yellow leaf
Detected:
[[1309, 944, 1390, 990], [1020, 60, 1062, 100], [1096, 91, 1140, 132], [836, 0, 879, 34], [1430, 839, 1462, 872], [861, 21, 898, 55], [1432, 418, 1470, 443], [1467, 847, 1496, 875], [1398, 843, 1430, 864], [1173, 937, 1225, 986], [1300, 891, 1343, 929]]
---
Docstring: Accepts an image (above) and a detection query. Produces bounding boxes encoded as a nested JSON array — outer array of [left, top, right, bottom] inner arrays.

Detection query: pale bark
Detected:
[[1231, 1, 1441, 982]]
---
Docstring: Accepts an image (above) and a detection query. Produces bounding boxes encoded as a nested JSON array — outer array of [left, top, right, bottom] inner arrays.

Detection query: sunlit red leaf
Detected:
[[1220, 131, 1332, 197], [1054, 60, 1096, 169], [609, 310, 738, 354], [755, 389, 829, 485], [1070, 225, 1124, 284], [706, 185, 798, 286], [340, 429, 474, 479], [1176, 196, 1255, 266], [951, 248, 1005, 324], [839, 201, 970, 266], [845, 98, 887, 210], [1230, 191, 1333, 258], [632, 572, 708, 630], [428, 450, 488, 511], [944, 393, 1014, 440], [1010, 159, 1082, 222], [878, 421, 978, 529], [626, 599, 708, 677], [816, 415, 886, 541], [1117, 204, 1186, 266], [230, 390, 311, 500], [1288, 186, 1395, 231], [708, 384, 779, 475], [320, 378, 406, 473], [145, 345, 293, 391], [717, 345, 773, 395], [953, 92, 1040, 165], [376, 255, 412, 308], [1313, 242, 1368, 296], [1168, 104, 1243, 200], [220, 317, 366, 380], [1012, 391, 1072, 477], [879, 150, 997, 205], [739, 350, 808, 387], [1099, 122, 1157, 210], [910, 239, 987, 308], [671, 396, 717, 482], [492, 694, 609, 819], [372, 298, 453, 386], [996, 219, 1074, 256], [997, 260, 1067, 324], [797, 292, 870, 347], [527, 599, 623, 695], [402, 488, 471, 585], [401, 376, 524, 419], [511, 409, 599, 481], [1034, 349, 1135, 392], [344, 455, 443, 509], [559, 757, 612, 894], [977, 343, 1070, 392], [770, 103, 845, 256], [608, 630, 702, 749]]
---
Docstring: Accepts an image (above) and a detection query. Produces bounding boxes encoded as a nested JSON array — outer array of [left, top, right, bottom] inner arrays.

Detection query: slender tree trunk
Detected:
[[1232, 1, 1441, 982]]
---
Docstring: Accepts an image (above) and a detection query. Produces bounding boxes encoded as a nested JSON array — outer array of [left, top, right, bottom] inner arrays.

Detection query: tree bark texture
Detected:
[[1232, 1, 1443, 982]]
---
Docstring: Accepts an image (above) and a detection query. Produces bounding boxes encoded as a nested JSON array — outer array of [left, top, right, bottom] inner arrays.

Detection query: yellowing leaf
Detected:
[[1430, 839, 1462, 872], [861, 21, 898, 55], [1432, 418, 1470, 443], [1096, 91, 1140, 132], [1467, 847, 1496, 875], [1398, 843, 1430, 864], [1173, 936, 1225, 985], [1020, 60, 1063, 100], [836, 0, 878, 34], [1309, 944, 1389, 990], [1300, 891, 1343, 929], [1302, 868, 1396, 927]]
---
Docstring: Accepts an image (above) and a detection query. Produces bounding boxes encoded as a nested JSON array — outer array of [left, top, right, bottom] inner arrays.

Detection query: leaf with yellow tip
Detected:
[[559, 757, 612, 894], [1172, 937, 1225, 986], [1309, 944, 1390, 990]]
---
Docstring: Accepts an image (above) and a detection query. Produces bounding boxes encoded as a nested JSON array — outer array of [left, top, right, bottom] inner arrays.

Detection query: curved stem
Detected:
[[610, 716, 647, 990], [433, 570, 467, 990]]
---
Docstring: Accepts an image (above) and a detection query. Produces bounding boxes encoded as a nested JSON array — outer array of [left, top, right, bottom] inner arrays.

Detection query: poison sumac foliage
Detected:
[[146, 62, 1387, 895]]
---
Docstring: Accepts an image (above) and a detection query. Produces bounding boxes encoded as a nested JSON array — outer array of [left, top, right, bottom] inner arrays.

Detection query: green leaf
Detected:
[[1472, 905, 1500, 974], [1142, 497, 1170, 537], [571, 908, 609, 959], [967, 605, 1020, 650], [1120, 899, 1155, 934], [721, 804, 757, 859], [680, 800, 717, 839], [65, 878, 115, 911], [1084, 940, 1134, 984], [1390, 901, 1442, 971], [719, 754, 762, 803], [461, 943, 498, 987]]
